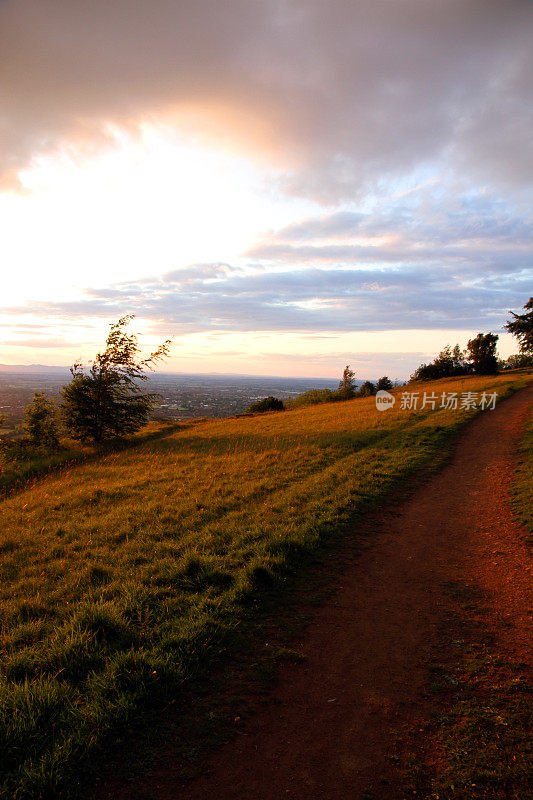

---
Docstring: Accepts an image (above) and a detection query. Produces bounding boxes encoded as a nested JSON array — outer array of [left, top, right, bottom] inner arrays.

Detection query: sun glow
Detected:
[[0, 127, 314, 310]]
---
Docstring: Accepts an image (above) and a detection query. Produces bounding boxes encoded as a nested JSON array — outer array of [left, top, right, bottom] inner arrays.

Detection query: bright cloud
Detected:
[[0, 1, 532, 376]]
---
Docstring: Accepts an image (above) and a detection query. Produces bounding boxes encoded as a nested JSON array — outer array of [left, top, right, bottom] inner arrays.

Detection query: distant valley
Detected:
[[0, 368, 347, 431]]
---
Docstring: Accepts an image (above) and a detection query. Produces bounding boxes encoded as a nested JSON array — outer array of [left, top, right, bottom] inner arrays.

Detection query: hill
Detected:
[[0, 371, 531, 798]]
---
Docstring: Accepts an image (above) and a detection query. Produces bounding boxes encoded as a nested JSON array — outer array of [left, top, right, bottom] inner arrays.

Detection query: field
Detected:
[[0, 372, 530, 799]]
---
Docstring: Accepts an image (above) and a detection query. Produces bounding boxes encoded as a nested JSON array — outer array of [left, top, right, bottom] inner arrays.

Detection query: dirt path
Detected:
[[99, 385, 533, 800]]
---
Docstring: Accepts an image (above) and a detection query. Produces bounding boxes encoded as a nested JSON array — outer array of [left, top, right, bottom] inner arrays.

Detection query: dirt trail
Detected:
[[99, 385, 533, 800]]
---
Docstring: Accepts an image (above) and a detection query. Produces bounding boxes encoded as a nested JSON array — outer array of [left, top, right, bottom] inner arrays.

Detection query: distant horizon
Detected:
[[0, 363, 385, 384]]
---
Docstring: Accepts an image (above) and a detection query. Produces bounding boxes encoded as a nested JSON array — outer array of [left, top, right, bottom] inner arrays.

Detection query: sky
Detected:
[[0, 0, 531, 379]]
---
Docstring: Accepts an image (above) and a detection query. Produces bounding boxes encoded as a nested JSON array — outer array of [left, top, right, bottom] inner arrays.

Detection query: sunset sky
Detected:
[[1, 0, 531, 379]]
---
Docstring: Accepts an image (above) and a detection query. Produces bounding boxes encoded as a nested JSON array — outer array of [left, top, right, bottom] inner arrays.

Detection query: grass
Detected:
[[0, 421, 183, 499], [0, 372, 530, 798], [510, 406, 533, 545], [400, 580, 532, 800], [389, 411, 533, 800], [0, 442, 84, 499]]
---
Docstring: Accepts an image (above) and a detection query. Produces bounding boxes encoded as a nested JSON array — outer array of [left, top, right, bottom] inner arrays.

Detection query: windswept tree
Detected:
[[62, 316, 171, 445], [466, 332, 499, 375], [505, 297, 533, 353], [338, 365, 357, 399]]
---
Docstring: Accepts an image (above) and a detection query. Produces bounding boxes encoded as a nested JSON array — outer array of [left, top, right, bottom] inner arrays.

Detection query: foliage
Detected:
[[287, 388, 337, 408], [500, 352, 533, 370], [61, 316, 171, 444], [505, 296, 533, 353], [338, 364, 357, 399], [1, 439, 41, 465], [22, 392, 60, 450], [245, 396, 285, 413], [358, 380, 376, 397], [411, 344, 469, 381], [289, 365, 361, 408], [466, 332, 499, 375], [0, 372, 528, 798], [1, 393, 62, 482], [376, 376, 393, 391]]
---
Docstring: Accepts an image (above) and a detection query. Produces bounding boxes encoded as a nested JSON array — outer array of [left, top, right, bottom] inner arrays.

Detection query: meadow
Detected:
[[0, 372, 530, 798]]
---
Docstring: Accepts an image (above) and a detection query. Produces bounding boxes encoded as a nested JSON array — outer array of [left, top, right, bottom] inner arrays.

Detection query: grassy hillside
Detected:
[[0, 372, 530, 798]]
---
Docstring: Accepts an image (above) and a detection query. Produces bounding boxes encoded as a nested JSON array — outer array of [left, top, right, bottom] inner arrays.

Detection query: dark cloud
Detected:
[[1, 0, 532, 197]]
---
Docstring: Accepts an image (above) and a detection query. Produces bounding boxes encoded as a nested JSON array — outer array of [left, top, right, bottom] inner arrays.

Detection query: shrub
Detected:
[[245, 396, 285, 413], [22, 392, 60, 450], [358, 381, 376, 397], [287, 388, 337, 409]]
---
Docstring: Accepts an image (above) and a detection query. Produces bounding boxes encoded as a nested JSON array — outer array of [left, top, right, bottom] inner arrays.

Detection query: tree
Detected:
[[23, 392, 59, 449], [358, 380, 376, 397], [466, 332, 499, 375], [338, 365, 357, 399], [450, 344, 468, 374], [376, 376, 393, 391], [246, 396, 284, 413], [501, 353, 533, 370], [505, 297, 533, 353], [411, 344, 469, 381], [61, 316, 171, 444]]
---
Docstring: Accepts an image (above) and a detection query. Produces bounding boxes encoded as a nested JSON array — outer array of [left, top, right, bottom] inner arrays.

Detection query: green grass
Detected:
[[0, 372, 530, 798], [0, 443, 83, 498], [0, 421, 182, 499]]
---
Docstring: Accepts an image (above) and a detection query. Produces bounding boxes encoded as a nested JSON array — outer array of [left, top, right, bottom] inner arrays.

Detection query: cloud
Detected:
[[248, 191, 533, 277], [264, 196, 533, 246], [0, 337, 71, 348], [10, 260, 527, 334], [1, 0, 532, 198], [5, 184, 530, 338]]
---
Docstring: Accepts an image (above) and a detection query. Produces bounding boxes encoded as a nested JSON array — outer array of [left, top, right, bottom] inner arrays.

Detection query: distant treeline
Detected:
[[246, 297, 533, 412], [245, 368, 394, 412], [412, 297, 533, 381]]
